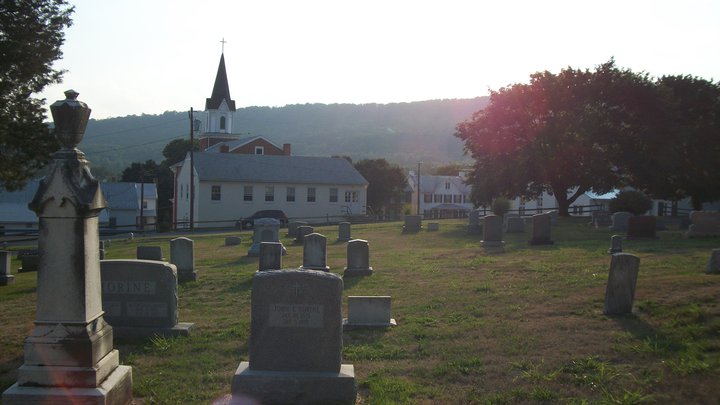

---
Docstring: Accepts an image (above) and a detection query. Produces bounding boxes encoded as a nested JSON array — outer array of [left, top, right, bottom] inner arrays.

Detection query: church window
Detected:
[[424, 193, 432, 203], [345, 191, 358, 203], [220, 116, 226, 130], [286, 187, 295, 202]]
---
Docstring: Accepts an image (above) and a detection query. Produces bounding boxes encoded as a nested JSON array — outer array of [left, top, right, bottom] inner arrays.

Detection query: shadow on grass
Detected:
[[225, 276, 253, 294], [342, 275, 369, 290], [0, 355, 23, 391], [220, 256, 257, 267]]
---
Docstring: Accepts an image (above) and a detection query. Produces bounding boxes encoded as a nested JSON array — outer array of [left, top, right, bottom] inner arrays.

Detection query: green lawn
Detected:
[[1, 219, 719, 404]]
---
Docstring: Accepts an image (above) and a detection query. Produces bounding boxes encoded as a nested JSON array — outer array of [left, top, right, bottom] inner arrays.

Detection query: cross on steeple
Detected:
[[220, 37, 227, 53]]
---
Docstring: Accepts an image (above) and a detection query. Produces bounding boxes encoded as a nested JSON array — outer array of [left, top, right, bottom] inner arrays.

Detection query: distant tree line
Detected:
[[456, 59, 720, 216]]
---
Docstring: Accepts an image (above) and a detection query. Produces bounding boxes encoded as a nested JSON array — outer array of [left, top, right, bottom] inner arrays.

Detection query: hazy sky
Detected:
[[39, 0, 720, 119]]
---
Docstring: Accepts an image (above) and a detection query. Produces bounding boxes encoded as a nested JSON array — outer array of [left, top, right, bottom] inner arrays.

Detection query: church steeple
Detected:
[[205, 53, 236, 111], [204, 52, 236, 134]]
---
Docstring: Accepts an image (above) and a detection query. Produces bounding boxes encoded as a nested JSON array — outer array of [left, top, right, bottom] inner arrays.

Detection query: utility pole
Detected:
[[139, 172, 145, 232], [189, 108, 195, 231], [416, 162, 421, 216]]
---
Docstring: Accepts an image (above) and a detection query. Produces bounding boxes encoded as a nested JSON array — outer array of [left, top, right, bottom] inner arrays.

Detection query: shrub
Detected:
[[609, 190, 652, 215], [491, 197, 511, 216]]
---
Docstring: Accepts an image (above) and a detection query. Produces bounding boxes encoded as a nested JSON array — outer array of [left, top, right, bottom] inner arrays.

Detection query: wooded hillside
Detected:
[[80, 97, 488, 175]]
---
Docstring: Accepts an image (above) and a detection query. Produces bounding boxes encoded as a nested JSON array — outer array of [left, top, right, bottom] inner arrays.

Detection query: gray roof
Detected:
[[102, 182, 157, 210], [407, 173, 471, 193], [190, 152, 368, 186], [205, 136, 281, 153]]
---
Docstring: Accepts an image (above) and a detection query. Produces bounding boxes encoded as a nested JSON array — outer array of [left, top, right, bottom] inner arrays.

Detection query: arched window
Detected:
[[220, 116, 226, 130]]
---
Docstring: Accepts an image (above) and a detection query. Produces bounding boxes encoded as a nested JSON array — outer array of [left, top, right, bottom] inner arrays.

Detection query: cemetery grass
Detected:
[[0, 219, 718, 404]]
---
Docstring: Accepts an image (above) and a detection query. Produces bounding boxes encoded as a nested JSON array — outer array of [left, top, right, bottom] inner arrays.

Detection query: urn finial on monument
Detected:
[[50, 89, 92, 149]]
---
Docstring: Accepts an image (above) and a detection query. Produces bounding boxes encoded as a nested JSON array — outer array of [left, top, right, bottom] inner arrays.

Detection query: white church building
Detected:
[[171, 52, 368, 228]]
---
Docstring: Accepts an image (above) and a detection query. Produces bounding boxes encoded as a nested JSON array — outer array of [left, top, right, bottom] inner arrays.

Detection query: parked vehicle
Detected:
[[236, 210, 289, 229]]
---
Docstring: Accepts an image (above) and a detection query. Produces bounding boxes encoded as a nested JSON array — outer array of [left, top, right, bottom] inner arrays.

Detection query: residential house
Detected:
[[406, 171, 474, 218]]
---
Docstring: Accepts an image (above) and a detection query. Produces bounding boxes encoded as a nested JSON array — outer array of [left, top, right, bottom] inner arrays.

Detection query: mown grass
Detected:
[[1, 218, 719, 404]]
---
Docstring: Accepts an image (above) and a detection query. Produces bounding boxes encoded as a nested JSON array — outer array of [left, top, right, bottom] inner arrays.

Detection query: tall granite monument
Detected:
[[2, 91, 133, 404]]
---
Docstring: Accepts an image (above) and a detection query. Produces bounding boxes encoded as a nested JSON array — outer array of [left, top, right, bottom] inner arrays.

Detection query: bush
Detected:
[[609, 190, 652, 215], [491, 197, 511, 216]]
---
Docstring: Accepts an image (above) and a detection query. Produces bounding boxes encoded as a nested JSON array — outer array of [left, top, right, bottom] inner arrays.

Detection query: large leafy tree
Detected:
[[0, 0, 74, 190], [353, 158, 406, 212], [624, 75, 720, 209], [161, 138, 200, 167], [455, 60, 655, 216]]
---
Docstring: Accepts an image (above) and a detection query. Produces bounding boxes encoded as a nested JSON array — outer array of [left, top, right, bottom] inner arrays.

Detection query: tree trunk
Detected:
[[551, 185, 588, 217], [691, 196, 703, 211]]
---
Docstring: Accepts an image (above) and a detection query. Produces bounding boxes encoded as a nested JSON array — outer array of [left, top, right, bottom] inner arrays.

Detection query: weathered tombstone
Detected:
[[402, 215, 422, 233], [608, 235, 623, 254], [546, 210, 559, 225], [259, 242, 283, 271], [467, 209, 482, 235], [16, 249, 39, 273], [505, 216, 525, 233], [248, 218, 286, 256], [225, 236, 241, 246], [706, 249, 720, 274], [170, 237, 197, 282], [337, 221, 352, 242], [627, 216, 658, 239], [591, 210, 612, 227], [231, 269, 356, 404], [2, 90, 133, 404], [286, 221, 308, 238], [686, 211, 720, 238], [99, 240, 106, 260], [529, 212, 554, 245], [295, 225, 314, 244], [427, 222, 439, 232], [301, 233, 330, 271], [343, 239, 373, 277], [609, 211, 633, 232], [101, 259, 193, 337], [603, 253, 640, 315], [137, 245, 164, 261], [481, 215, 505, 249], [343, 296, 396, 329], [0, 250, 15, 286]]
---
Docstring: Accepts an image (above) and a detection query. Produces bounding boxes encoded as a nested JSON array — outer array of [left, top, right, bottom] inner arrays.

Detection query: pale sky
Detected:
[[39, 0, 720, 120]]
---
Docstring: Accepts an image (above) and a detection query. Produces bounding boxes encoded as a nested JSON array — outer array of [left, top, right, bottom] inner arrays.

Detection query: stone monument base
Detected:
[[2, 365, 133, 405], [343, 267, 373, 277], [178, 270, 198, 282], [342, 318, 396, 330], [111, 322, 194, 339], [231, 362, 356, 405], [0, 275, 15, 285], [299, 265, 330, 272]]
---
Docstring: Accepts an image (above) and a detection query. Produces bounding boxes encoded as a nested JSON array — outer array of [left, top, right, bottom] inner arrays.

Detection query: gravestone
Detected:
[[343, 296, 396, 329], [17, 249, 39, 273], [259, 242, 283, 271], [608, 235, 623, 254], [225, 236, 241, 246], [467, 210, 482, 235], [301, 233, 330, 271], [609, 211, 633, 232], [505, 216, 525, 233], [295, 225, 314, 244], [627, 216, 657, 239], [248, 218, 286, 256], [231, 269, 356, 404], [2, 90, 133, 404], [481, 215, 505, 249], [529, 212, 554, 245], [686, 211, 720, 238], [170, 237, 197, 282], [337, 222, 352, 242], [706, 249, 720, 274], [546, 210, 559, 225], [343, 239, 373, 277], [99, 240, 106, 260], [402, 215, 422, 233], [427, 222, 439, 231], [101, 259, 193, 337], [591, 210, 612, 227], [603, 253, 640, 315], [137, 245, 164, 261], [286, 221, 308, 238], [0, 250, 15, 286]]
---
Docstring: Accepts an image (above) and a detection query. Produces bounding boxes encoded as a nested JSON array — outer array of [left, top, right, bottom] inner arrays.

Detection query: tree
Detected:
[[455, 60, 655, 216], [0, 0, 73, 190], [353, 158, 407, 212], [121, 159, 174, 230], [161, 138, 200, 167], [622, 75, 720, 209]]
